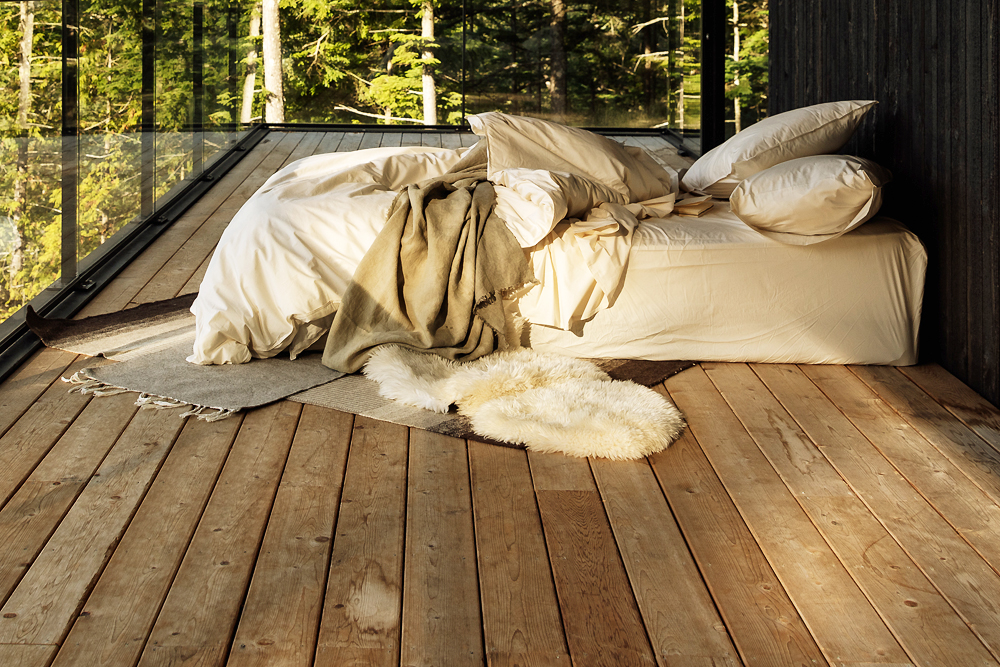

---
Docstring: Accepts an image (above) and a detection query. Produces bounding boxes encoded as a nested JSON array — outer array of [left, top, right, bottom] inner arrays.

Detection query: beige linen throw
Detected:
[[322, 143, 535, 373]]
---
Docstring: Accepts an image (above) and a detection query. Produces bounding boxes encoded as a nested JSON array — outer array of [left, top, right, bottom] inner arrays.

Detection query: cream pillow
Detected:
[[492, 168, 628, 247], [682, 100, 877, 198], [730, 155, 891, 245], [467, 112, 673, 202]]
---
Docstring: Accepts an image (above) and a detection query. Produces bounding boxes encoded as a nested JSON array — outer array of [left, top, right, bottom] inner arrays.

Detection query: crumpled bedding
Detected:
[[321, 143, 534, 373], [188, 116, 673, 366]]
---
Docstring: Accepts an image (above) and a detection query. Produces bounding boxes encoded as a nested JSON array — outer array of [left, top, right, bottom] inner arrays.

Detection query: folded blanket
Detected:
[[322, 143, 536, 373]]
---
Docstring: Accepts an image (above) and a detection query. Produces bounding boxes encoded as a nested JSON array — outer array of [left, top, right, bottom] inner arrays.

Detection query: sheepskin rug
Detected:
[[363, 346, 686, 459]]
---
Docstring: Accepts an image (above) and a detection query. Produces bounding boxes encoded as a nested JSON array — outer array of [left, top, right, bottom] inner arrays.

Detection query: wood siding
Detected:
[[769, 0, 1000, 407]]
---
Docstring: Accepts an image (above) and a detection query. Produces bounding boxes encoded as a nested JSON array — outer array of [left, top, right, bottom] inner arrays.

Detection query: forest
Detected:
[[0, 0, 767, 324]]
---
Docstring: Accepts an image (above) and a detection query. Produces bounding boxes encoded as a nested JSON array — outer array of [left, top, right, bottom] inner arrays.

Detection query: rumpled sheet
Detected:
[[321, 145, 534, 373]]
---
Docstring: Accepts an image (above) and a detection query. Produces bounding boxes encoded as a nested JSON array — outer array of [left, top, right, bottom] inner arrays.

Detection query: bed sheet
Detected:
[[520, 200, 927, 365]]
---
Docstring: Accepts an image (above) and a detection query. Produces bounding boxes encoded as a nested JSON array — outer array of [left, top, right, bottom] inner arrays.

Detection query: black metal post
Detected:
[[700, 0, 726, 153], [193, 0, 204, 174], [61, 0, 79, 285], [141, 0, 156, 218]]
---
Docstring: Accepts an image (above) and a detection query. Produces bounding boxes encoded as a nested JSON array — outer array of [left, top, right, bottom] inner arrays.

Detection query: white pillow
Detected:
[[682, 100, 877, 198], [467, 112, 673, 202], [729, 154, 892, 245]]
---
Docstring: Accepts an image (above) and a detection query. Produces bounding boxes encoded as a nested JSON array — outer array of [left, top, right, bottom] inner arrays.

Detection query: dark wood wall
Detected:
[[769, 0, 1000, 406]]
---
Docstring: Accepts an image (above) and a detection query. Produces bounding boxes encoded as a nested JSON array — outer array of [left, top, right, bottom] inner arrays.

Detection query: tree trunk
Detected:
[[549, 0, 567, 118], [241, 3, 261, 124], [642, 0, 653, 110], [261, 0, 284, 122], [421, 0, 437, 125], [11, 0, 35, 279]]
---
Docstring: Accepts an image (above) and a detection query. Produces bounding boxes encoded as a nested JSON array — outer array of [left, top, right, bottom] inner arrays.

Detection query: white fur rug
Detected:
[[363, 346, 686, 460]]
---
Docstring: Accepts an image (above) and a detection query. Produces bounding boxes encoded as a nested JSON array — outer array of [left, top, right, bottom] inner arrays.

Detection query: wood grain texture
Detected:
[[315, 416, 408, 667], [649, 392, 828, 667], [756, 363, 1000, 661], [0, 644, 59, 667], [590, 457, 741, 666], [227, 405, 353, 667], [0, 407, 186, 646], [900, 364, 1000, 450], [0, 348, 78, 439], [52, 416, 243, 667], [535, 487, 656, 667], [468, 442, 569, 667], [0, 391, 137, 605], [137, 401, 301, 667], [0, 358, 95, 507], [852, 365, 1000, 508], [401, 430, 483, 667], [664, 365, 912, 666], [706, 362, 997, 666]]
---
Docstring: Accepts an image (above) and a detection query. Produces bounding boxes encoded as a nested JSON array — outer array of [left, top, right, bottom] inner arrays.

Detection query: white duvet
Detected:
[[189, 113, 676, 365]]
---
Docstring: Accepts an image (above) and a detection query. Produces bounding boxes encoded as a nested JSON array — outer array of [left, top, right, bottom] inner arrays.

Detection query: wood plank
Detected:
[[336, 132, 365, 152], [137, 401, 301, 667], [527, 450, 596, 491], [421, 133, 442, 148], [129, 132, 307, 306], [590, 457, 741, 666], [379, 133, 402, 148], [400, 133, 423, 147], [900, 364, 1000, 451], [439, 133, 463, 150], [649, 387, 828, 667], [400, 430, 482, 667], [0, 358, 97, 508], [468, 442, 569, 667], [706, 362, 998, 666], [315, 417, 408, 667], [227, 405, 353, 667], [843, 365, 1000, 542], [51, 416, 243, 667], [756, 363, 1000, 661], [460, 133, 479, 147], [314, 131, 345, 154], [0, 644, 58, 667], [852, 365, 1000, 508], [0, 407, 186, 646], [534, 487, 657, 667], [358, 132, 383, 150], [0, 348, 78, 439], [78, 135, 282, 317], [664, 365, 913, 666], [0, 391, 138, 605]]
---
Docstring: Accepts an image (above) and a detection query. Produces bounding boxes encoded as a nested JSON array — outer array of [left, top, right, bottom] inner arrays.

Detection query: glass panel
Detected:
[[723, 0, 767, 139], [79, 0, 143, 264], [0, 0, 63, 322], [155, 0, 196, 201], [203, 0, 242, 166]]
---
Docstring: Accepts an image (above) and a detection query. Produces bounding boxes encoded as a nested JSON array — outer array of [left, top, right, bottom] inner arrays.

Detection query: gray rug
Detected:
[[28, 297, 694, 442], [27, 297, 343, 416]]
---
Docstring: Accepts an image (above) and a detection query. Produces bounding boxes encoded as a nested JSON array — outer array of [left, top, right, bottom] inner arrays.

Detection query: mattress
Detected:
[[521, 201, 927, 365]]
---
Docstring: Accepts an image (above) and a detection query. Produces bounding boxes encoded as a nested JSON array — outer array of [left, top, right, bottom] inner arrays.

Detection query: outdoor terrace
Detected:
[[2, 130, 1000, 667]]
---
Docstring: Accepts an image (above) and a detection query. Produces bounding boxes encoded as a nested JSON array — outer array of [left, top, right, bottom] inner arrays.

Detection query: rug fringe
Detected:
[[62, 370, 238, 422]]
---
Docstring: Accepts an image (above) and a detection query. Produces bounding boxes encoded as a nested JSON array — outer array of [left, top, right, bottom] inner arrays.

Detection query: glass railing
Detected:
[[0, 0, 766, 333]]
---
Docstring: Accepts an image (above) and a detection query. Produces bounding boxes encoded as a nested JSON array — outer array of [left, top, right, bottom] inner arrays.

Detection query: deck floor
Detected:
[[2, 130, 1000, 667]]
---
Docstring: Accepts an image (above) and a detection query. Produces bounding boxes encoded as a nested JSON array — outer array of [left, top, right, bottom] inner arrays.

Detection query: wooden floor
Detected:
[[2, 130, 1000, 667]]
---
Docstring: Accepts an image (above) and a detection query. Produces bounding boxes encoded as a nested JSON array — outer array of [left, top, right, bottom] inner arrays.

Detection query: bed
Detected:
[[188, 107, 926, 370]]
